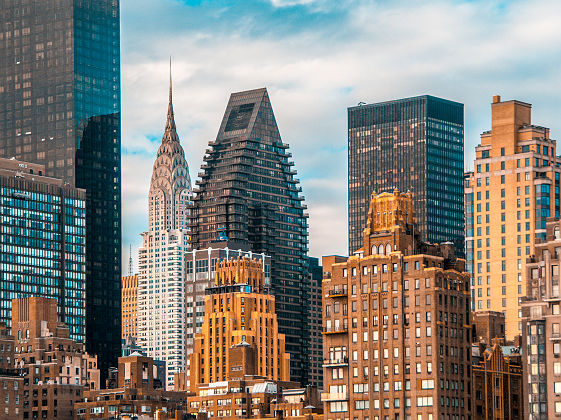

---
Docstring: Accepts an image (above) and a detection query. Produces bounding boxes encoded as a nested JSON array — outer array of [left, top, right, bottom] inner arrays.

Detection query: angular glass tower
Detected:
[[0, 0, 121, 378], [348, 95, 464, 255], [189, 88, 315, 385]]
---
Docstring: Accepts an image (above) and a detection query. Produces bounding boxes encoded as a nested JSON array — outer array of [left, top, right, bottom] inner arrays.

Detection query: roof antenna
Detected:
[[169, 56, 172, 105], [128, 244, 133, 276]]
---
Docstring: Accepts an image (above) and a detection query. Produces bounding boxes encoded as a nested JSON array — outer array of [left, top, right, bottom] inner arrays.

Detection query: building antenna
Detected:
[[128, 244, 133, 276]]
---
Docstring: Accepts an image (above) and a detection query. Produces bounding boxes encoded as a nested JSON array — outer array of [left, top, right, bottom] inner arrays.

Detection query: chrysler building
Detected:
[[138, 71, 191, 389]]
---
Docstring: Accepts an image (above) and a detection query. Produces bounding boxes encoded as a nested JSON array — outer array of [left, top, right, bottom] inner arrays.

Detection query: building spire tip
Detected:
[[163, 57, 177, 142]]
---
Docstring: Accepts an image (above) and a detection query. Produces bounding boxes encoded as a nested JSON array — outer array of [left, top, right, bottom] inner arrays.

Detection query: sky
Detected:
[[120, 0, 561, 273]]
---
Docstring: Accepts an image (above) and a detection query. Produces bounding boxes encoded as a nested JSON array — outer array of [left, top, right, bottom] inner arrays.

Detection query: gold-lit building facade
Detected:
[[472, 342, 522, 420], [466, 95, 561, 339], [121, 274, 138, 340], [189, 257, 290, 390]]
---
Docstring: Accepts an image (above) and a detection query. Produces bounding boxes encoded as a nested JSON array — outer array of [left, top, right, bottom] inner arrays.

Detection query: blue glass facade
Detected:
[[0, 0, 121, 377], [0, 166, 86, 342], [348, 95, 464, 255]]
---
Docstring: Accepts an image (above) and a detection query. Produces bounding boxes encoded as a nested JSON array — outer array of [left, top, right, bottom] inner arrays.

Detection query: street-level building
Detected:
[[74, 353, 185, 420], [472, 341, 522, 419], [0, 322, 23, 420], [473, 310, 506, 345], [138, 76, 192, 389], [187, 378, 322, 420], [322, 190, 472, 419], [466, 95, 561, 339], [522, 218, 561, 419], [12, 297, 100, 420], [0, 157, 86, 343]]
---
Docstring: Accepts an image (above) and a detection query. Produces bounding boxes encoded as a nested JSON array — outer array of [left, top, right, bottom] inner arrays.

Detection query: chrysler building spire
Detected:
[[138, 64, 192, 389], [163, 57, 178, 142]]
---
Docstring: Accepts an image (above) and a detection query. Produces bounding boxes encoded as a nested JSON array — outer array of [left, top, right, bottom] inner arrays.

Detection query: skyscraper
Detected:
[[183, 242, 270, 388], [189, 256, 290, 389], [466, 95, 561, 339], [0, 157, 86, 343], [138, 77, 191, 389], [189, 88, 313, 385], [348, 95, 464, 254], [322, 190, 472, 419], [0, 0, 121, 376], [522, 219, 561, 419]]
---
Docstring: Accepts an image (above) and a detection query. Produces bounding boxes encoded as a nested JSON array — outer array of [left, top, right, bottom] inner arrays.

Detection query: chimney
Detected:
[[492, 95, 501, 104]]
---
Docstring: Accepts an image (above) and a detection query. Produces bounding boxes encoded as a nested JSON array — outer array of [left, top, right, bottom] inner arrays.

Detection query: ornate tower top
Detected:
[[147, 64, 191, 233], [162, 58, 179, 143], [214, 257, 265, 290], [362, 190, 418, 257], [364, 190, 416, 234]]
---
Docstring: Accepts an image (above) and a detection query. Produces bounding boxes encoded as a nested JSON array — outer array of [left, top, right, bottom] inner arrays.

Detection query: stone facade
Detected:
[[472, 342, 522, 419], [522, 218, 561, 419], [74, 354, 185, 419], [0, 323, 23, 420], [183, 242, 270, 388], [473, 311, 506, 345], [322, 190, 472, 419], [467, 95, 561, 339], [12, 297, 100, 420], [189, 257, 290, 389]]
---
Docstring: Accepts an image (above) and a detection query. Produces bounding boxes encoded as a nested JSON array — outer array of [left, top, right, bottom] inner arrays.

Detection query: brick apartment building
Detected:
[[322, 190, 472, 419]]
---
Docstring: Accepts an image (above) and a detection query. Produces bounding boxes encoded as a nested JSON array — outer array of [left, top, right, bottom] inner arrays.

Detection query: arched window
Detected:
[[371, 245, 377, 255], [555, 226, 560, 240], [378, 244, 385, 255], [386, 243, 392, 255]]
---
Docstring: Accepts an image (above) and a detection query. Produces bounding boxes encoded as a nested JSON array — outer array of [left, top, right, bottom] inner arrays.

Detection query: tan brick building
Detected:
[[522, 218, 561, 419], [182, 256, 323, 420], [473, 311, 506, 345], [122, 274, 139, 340], [322, 190, 472, 419], [0, 323, 23, 420], [189, 257, 290, 389], [12, 297, 100, 420], [466, 96, 561, 339], [186, 378, 322, 420], [74, 354, 185, 419], [472, 342, 522, 419]]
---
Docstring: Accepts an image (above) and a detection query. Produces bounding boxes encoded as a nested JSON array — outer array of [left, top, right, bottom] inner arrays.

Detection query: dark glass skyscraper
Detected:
[[189, 88, 315, 385], [348, 95, 464, 254], [0, 157, 86, 343], [0, 0, 121, 378]]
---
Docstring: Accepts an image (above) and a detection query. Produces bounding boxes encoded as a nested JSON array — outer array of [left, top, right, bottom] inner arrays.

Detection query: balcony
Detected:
[[322, 327, 348, 335], [322, 357, 349, 368], [321, 392, 348, 402], [327, 288, 348, 298]]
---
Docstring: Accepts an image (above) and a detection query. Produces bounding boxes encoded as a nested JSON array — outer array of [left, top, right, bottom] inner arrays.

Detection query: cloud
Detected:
[[121, 0, 561, 270], [269, 0, 316, 7]]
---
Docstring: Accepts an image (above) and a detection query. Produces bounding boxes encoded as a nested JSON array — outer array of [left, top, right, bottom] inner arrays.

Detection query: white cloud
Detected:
[[269, 0, 316, 6], [121, 0, 561, 269]]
